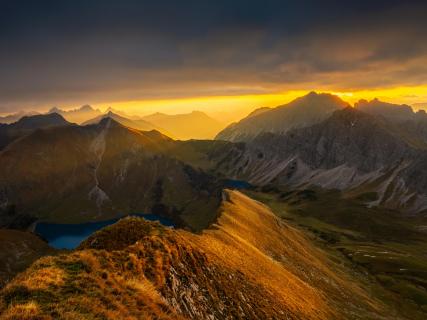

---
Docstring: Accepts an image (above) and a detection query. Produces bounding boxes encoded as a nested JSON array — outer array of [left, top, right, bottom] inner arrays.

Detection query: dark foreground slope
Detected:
[[0, 191, 400, 319], [0, 230, 54, 288]]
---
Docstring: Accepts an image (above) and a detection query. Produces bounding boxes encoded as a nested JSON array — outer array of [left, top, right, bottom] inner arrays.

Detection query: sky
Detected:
[[1, 0, 427, 120]]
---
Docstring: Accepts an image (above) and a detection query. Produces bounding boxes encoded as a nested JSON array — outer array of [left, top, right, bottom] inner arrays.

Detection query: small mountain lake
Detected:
[[223, 179, 252, 189], [35, 214, 175, 250]]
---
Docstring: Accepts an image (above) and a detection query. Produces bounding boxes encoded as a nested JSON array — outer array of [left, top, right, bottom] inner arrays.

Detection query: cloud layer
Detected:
[[1, 0, 427, 112]]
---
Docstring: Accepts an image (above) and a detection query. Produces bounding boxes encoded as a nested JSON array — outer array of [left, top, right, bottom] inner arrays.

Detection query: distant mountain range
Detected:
[[141, 111, 225, 140], [1, 106, 225, 140], [84, 110, 225, 140], [48, 105, 102, 124]]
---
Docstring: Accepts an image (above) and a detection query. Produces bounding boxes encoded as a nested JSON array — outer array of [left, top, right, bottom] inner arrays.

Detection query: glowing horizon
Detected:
[[89, 85, 427, 123], [3, 85, 427, 125]]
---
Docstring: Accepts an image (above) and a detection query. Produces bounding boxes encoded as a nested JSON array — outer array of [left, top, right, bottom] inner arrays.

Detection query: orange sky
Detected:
[[88, 85, 427, 124]]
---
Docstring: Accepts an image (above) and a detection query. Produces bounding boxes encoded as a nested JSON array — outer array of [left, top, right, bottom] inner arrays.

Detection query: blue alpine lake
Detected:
[[223, 179, 252, 189], [35, 214, 175, 250]]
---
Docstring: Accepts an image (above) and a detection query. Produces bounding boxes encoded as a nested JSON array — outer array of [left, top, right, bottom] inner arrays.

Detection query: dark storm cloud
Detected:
[[1, 0, 427, 111]]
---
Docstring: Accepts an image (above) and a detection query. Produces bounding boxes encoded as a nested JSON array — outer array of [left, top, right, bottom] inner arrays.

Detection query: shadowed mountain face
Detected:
[[0, 191, 398, 319], [0, 111, 40, 125], [0, 119, 222, 231], [142, 111, 225, 140], [216, 92, 349, 142], [355, 99, 427, 146], [0, 113, 70, 150]]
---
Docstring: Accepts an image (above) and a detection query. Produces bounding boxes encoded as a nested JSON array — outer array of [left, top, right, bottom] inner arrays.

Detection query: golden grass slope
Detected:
[[0, 191, 398, 319]]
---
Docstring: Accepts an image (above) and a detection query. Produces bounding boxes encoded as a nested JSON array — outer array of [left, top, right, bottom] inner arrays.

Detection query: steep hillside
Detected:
[[48, 105, 102, 124], [0, 119, 222, 231], [0, 113, 70, 150], [0, 191, 398, 319], [216, 92, 349, 142], [142, 111, 225, 140]]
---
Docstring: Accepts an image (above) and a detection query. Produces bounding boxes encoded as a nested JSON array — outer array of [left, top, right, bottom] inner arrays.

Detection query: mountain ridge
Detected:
[[216, 92, 350, 142], [0, 190, 397, 319]]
